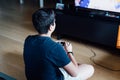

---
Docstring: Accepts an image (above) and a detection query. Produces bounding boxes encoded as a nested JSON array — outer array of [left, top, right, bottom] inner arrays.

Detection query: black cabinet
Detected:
[[55, 10, 120, 48]]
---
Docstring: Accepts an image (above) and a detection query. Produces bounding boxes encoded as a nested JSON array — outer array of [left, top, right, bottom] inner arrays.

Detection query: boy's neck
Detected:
[[39, 33, 51, 37]]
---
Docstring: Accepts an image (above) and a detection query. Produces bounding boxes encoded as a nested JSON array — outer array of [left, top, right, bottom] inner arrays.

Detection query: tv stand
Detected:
[[55, 9, 120, 49]]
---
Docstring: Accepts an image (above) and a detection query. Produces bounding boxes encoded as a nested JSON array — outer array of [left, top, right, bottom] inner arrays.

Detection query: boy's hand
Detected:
[[64, 42, 72, 52]]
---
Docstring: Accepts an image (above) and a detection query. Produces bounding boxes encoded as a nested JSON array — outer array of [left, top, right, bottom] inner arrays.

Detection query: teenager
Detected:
[[23, 8, 94, 80]]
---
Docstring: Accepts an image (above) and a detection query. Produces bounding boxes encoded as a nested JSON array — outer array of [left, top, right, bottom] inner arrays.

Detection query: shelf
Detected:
[[116, 26, 120, 49]]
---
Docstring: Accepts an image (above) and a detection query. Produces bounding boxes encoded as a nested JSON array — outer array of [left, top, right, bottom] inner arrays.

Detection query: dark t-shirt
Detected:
[[23, 35, 71, 80]]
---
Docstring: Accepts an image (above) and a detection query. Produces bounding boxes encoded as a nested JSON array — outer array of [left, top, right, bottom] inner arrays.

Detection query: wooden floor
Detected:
[[0, 0, 120, 80]]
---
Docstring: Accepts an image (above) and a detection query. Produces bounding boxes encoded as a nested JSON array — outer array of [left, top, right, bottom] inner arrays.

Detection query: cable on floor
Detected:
[[87, 46, 120, 71]]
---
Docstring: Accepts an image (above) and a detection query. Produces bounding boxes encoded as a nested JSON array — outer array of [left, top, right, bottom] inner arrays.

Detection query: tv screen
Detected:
[[75, 0, 120, 13]]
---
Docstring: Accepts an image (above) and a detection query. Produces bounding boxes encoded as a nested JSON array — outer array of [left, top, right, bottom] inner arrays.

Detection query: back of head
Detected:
[[32, 8, 55, 34]]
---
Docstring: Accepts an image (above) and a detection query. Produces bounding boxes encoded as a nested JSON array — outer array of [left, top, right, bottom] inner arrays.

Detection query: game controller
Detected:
[[58, 42, 65, 46]]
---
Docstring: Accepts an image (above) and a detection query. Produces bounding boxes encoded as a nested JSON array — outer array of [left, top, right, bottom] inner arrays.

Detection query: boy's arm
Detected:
[[63, 42, 79, 77]]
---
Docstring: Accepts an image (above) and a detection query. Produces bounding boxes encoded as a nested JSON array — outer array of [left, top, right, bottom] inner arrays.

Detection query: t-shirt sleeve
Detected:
[[47, 44, 71, 67]]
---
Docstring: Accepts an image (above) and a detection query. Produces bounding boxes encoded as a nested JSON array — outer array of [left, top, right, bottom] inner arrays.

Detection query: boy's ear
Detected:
[[49, 21, 55, 31], [49, 25, 54, 31]]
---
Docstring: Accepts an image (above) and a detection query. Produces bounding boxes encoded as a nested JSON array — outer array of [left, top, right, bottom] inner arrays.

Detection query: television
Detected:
[[73, 0, 120, 49], [74, 0, 120, 13]]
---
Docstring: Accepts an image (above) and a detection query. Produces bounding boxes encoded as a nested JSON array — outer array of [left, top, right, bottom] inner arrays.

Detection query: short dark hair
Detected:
[[32, 8, 55, 34]]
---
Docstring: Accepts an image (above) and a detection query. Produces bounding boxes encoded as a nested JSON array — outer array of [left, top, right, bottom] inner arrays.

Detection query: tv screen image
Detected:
[[75, 0, 120, 13]]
